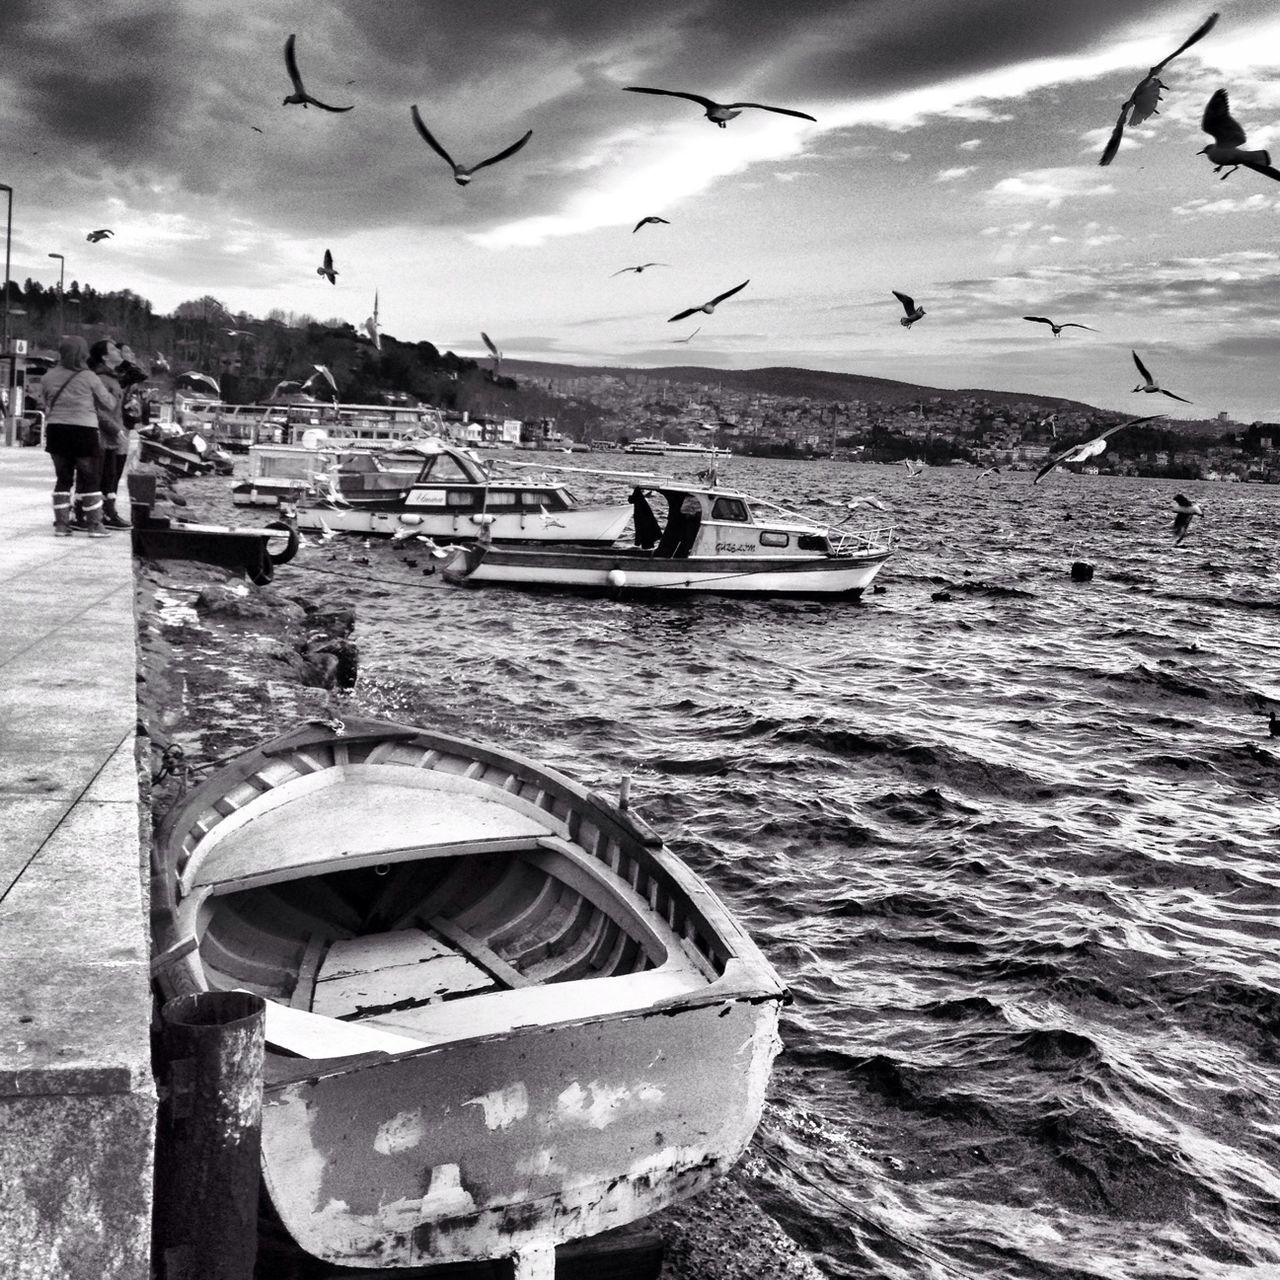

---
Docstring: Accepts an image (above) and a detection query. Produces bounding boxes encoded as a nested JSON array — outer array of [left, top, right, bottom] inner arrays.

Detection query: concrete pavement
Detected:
[[0, 446, 154, 1279]]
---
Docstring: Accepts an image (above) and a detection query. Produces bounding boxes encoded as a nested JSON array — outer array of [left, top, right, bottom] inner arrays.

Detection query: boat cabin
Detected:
[[631, 484, 839, 559], [333, 439, 581, 515]]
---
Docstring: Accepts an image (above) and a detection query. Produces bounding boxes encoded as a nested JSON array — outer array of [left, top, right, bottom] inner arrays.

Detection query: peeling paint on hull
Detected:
[[261, 995, 781, 1268]]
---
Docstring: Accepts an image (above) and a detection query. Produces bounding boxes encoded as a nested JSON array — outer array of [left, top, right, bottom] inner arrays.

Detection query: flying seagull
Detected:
[[893, 291, 925, 327], [224, 329, 254, 339], [672, 327, 701, 344], [841, 496, 889, 515], [623, 86, 816, 128], [305, 364, 338, 396], [1099, 12, 1218, 165], [85, 229, 113, 243], [901, 458, 925, 477], [633, 216, 670, 233], [282, 34, 354, 112], [268, 378, 304, 400], [1171, 493, 1203, 544], [611, 263, 668, 276], [1023, 316, 1097, 336], [410, 106, 532, 185], [1033, 414, 1161, 484], [1131, 350, 1191, 402], [978, 466, 1002, 479], [364, 291, 381, 350], [1198, 89, 1280, 182], [481, 331, 501, 369], [667, 279, 749, 322], [317, 249, 337, 284], [177, 371, 221, 396]]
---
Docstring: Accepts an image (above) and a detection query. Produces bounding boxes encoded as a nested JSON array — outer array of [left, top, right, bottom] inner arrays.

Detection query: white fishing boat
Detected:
[[445, 478, 894, 597], [623, 437, 667, 455], [255, 438, 633, 546], [150, 717, 786, 1275]]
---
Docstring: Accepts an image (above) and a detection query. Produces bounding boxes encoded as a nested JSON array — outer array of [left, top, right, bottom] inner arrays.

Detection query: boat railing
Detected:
[[829, 524, 895, 556]]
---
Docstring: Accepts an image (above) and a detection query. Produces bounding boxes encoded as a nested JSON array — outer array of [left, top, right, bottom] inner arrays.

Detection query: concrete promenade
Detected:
[[0, 447, 154, 1279]]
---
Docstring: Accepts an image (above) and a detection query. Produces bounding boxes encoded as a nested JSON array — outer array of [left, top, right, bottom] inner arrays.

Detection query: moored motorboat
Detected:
[[279, 438, 634, 546], [150, 717, 786, 1275], [445, 479, 893, 598]]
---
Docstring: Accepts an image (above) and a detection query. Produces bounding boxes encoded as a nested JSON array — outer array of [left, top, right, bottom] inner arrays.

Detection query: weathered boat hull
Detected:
[[261, 991, 777, 1268], [150, 719, 786, 1272], [447, 544, 892, 597], [294, 502, 634, 545]]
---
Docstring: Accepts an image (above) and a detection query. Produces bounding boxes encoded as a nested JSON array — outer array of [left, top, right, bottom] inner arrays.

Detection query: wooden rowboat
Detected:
[[150, 718, 786, 1276]]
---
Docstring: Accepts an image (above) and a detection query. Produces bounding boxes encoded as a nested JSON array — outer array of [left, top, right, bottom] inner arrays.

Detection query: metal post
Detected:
[[48, 251, 64, 337], [154, 990, 265, 1280], [1, 183, 11, 444]]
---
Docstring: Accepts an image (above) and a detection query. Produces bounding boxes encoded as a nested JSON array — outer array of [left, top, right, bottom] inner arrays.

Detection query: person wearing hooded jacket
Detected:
[[37, 335, 118, 537]]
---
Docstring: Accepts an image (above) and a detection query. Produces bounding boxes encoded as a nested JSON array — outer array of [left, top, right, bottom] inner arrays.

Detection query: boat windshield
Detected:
[[421, 452, 481, 483]]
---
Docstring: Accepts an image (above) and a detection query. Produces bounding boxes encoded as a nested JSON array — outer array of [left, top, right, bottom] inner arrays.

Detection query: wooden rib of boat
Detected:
[[444, 479, 894, 598], [150, 718, 786, 1276]]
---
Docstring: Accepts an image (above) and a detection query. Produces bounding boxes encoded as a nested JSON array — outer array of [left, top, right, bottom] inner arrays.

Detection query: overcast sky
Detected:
[[2, 0, 1278, 420]]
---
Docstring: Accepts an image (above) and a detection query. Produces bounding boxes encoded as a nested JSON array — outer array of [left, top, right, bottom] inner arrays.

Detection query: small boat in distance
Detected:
[[445, 477, 893, 597], [272, 438, 634, 545], [150, 717, 786, 1274]]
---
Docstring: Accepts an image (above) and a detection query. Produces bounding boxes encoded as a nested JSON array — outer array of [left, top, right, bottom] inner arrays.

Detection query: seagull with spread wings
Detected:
[[364, 291, 381, 350], [1131, 350, 1192, 402], [1171, 494, 1204, 544], [304, 364, 338, 397], [1098, 12, 1218, 165], [623, 86, 815, 128], [317, 249, 337, 284], [893, 291, 925, 327], [667, 280, 749, 323], [1033, 415, 1161, 484], [1023, 316, 1097, 337], [85, 229, 113, 243], [1198, 89, 1280, 182], [481, 331, 502, 371], [633, 216, 670, 233], [611, 263, 668, 276], [282, 34, 354, 112], [177, 371, 221, 396], [672, 327, 701, 344], [411, 106, 532, 185]]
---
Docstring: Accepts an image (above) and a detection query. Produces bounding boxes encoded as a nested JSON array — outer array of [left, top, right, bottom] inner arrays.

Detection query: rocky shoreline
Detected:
[[131, 483, 828, 1280]]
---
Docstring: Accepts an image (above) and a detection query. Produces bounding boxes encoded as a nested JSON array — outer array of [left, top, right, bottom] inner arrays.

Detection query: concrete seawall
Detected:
[[0, 449, 154, 1279]]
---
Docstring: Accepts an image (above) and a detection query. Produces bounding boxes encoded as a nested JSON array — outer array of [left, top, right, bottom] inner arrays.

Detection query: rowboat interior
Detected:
[[158, 729, 733, 1063]]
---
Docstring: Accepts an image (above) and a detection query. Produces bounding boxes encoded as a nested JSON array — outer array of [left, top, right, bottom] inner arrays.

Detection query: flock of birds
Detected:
[[71, 15, 1276, 559]]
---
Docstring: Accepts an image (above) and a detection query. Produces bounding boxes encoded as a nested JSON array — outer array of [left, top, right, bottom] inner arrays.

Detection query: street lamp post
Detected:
[[1, 183, 11, 440], [48, 251, 65, 337]]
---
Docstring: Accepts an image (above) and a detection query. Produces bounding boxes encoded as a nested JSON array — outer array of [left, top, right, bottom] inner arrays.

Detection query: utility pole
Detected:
[[48, 252, 65, 336]]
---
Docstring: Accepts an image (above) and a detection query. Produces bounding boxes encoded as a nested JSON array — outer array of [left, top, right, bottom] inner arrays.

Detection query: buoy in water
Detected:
[[607, 568, 627, 590], [1070, 561, 1094, 582]]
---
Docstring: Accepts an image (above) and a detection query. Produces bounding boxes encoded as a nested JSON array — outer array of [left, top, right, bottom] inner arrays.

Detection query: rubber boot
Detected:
[[71, 497, 89, 530], [102, 494, 132, 529], [81, 491, 110, 538], [52, 490, 74, 537]]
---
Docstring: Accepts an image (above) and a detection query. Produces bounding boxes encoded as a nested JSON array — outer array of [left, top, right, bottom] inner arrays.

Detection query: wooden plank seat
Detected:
[[310, 928, 496, 1020]]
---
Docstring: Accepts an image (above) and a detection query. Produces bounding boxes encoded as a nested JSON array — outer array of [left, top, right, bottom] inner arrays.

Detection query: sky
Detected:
[[2, 0, 1278, 422]]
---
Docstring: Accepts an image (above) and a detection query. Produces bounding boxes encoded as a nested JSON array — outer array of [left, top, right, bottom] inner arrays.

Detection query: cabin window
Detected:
[[798, 534, 829, 552], [759, 531, 789, 548], [446, 490, 479, 507], [485, 492, 517, 506], [711, 497, 748, 522], [423, 455, 472, 482], [520, 491, 554, 507]]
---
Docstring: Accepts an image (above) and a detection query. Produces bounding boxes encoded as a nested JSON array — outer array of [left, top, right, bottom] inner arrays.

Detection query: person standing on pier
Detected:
[[38, 336, 118, 537], [88, 340, 132, 528]]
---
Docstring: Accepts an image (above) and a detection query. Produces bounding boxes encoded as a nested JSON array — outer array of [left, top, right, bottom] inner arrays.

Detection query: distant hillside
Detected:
[[504, 358, 1229, 436], [504, 358, 1095, 414]]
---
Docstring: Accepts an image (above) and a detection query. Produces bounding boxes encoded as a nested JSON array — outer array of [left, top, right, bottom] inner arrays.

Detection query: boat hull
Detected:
[[261, 991, 778, 1268], [294, 503, 634, 546], [449, 545, 892, 597]]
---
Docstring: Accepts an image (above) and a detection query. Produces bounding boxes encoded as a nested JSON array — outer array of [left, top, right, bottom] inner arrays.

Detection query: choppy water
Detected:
[[194, 455, 1280, 1279]]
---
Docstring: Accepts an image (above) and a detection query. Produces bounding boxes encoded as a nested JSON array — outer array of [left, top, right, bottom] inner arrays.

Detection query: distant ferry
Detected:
[[624, 437, 667, 455], [666, 442, 732, 458]]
